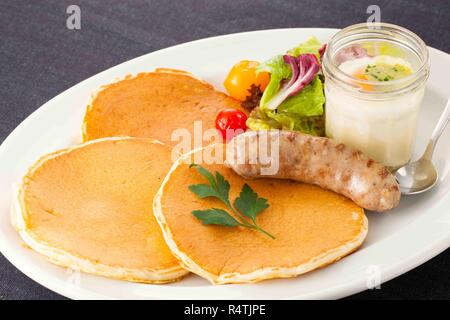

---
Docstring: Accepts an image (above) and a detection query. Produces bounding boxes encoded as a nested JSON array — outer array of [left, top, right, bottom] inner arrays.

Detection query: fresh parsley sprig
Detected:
[[189, 164, 275, 239]]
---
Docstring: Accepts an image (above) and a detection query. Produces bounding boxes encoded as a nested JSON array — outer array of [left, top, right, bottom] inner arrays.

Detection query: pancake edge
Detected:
[[11, 137, 189, 284], [153, 145, 369, 285]]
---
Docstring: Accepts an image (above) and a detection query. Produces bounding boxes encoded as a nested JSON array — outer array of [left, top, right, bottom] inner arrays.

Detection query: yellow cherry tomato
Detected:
[[224, 60, 270, 101]]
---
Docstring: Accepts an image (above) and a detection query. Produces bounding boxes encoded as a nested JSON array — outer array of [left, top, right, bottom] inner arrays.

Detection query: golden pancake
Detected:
[[12, 137, 188, 283], [82, 69, 244, 146], [154, 144, 368, 284]]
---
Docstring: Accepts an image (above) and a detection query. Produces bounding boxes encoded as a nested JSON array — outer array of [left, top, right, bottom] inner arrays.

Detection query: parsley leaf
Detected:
[[234, 184, 269, 222], [189, 164, 217, 188], [189, 164, 231, 205], [192, 209, 241, 227], [188, 184, 217, 198], [214, 171, 231, 205], [189, 164, 275, 239]]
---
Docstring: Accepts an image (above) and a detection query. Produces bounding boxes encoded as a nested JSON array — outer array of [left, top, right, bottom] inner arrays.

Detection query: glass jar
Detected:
[[322, 23, 430, 169]]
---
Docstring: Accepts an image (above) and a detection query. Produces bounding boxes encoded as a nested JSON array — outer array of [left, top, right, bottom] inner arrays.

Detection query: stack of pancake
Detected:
[[12, 69, 367, 284]]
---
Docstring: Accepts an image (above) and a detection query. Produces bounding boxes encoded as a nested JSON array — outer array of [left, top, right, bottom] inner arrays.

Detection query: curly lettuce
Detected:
[[287, 36, 322, 59]]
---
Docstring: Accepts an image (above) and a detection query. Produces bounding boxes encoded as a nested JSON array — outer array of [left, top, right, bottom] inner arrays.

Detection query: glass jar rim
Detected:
[[323, 23, 430, 95]]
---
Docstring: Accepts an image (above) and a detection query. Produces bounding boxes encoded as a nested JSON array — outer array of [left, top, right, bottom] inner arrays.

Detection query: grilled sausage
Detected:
[[225, 130, 400, 212]]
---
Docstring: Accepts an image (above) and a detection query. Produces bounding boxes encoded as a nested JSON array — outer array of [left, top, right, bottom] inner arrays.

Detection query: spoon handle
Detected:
[[424, 98, 450, 160]]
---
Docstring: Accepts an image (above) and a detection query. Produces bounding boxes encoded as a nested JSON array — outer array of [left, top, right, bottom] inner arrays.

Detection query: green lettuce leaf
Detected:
[[246, 108, 325, 136], [247, 77, 325, 135], [287, 36, 322, 59], [256, 55, 291, 109], [276, 76, 324, 116], [256, 54, 292, 77], [246, 117, 280, 130]]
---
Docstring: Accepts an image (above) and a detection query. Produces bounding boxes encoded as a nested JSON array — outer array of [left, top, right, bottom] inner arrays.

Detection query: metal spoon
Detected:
[[395, 98, 450, 195]]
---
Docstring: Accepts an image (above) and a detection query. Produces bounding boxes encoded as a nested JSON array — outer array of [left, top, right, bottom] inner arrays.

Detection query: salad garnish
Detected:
[[223, 60, 269, 101], [247, 36, 326, 136], [241, 84, 263, 112], [263, 53, 320, 111], [319, 43, 327, 61]]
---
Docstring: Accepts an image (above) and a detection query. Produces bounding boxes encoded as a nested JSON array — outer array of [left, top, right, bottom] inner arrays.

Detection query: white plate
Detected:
[[0, 28, 449, 300]]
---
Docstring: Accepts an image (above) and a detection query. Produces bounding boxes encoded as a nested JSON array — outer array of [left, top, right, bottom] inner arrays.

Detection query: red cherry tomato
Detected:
[[215, 108, 248, 141]]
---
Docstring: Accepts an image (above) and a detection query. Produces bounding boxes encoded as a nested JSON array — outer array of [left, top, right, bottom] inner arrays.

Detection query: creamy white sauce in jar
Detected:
[[325, 77, 424, 168], [322, 24, 430, 168]]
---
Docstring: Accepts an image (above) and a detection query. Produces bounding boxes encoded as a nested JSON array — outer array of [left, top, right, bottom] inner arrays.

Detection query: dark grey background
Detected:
[[0, 0, 449, 300]]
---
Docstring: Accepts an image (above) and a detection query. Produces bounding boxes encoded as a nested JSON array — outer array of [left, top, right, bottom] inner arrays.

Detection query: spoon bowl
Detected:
[[395, 158, 438, 195]]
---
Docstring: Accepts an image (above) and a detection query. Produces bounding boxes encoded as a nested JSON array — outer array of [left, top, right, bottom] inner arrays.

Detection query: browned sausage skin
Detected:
[[225, 130, 400, 212]]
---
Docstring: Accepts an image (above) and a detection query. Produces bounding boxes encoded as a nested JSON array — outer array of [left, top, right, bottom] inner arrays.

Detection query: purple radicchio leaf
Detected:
[[283, 54, 300, 87], [265, 53, 320, 110], [319, 43, 327, 61]]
